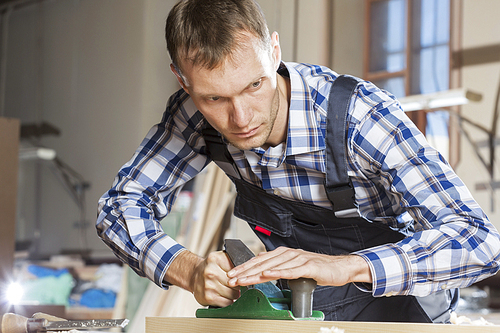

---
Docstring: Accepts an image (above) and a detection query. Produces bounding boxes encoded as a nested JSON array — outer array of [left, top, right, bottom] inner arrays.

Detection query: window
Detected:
[[364, 0, 454, 160]]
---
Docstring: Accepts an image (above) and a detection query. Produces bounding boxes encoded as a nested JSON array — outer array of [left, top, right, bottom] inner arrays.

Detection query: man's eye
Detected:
[[209, 96, 220, 101], [251, 80, 262, 88]]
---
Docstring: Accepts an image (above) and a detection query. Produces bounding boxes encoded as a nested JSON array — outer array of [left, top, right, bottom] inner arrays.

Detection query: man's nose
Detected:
[[230, 98, 253, 128]]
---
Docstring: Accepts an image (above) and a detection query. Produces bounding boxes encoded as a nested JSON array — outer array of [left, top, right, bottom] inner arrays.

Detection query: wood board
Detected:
[[145, 317, 499, 333]]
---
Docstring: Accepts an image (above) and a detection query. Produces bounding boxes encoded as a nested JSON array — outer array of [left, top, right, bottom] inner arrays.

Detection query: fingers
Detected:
[[226, 247, 369, 288], [193, 251, 240, 307], [195, 277, 239, 307], [224, 246, 373, 292], [227, 247, 313, 286], [229, 247, 293, 274], [192, 249, 369, 307]]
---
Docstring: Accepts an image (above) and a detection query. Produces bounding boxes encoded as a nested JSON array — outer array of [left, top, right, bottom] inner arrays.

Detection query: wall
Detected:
[[259, 0, 331, 66], [455, 0, 500, 228], [4, 0, 177, 257], [332, 0, 365, 77]]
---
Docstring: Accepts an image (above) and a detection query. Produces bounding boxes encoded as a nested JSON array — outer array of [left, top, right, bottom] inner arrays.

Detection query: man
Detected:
[[96, 0, 500, 322]]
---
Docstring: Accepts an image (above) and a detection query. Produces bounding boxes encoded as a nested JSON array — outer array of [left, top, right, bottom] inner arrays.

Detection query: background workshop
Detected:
[[1, 0, 500, 332]]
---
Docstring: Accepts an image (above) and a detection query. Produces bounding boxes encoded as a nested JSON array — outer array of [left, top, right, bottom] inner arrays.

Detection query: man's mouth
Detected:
[[232, 126, 260, 138]]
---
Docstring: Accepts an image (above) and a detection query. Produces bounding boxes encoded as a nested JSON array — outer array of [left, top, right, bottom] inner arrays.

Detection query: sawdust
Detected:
[[318, 326, 345, 333], [50, 330, 103, 332], [450, 312, 497, 326], [50, 330, 123, 333]]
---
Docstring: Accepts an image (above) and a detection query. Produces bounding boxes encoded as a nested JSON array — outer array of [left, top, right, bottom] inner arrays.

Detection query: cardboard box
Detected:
[[0, 117, 20, 316]]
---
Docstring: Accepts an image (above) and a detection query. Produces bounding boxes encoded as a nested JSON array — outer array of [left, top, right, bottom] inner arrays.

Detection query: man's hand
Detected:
[[227, 247, 372, 288], [165, 250, 240, 307]]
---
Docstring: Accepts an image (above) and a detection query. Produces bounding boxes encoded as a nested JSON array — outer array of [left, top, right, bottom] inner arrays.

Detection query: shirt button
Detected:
[[273, 189, 279, 195], [385, 291, 396, 297], [441, 285, 447, 290]]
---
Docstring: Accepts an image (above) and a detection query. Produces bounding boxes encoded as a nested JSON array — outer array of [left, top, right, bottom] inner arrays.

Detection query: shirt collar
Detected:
[[283, 62, 326, 156]]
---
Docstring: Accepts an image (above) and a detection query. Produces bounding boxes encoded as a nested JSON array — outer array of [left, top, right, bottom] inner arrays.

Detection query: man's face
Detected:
[[172, 32, 284, 151]]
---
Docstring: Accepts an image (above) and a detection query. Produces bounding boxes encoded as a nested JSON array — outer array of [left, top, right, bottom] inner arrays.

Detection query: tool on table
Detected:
[[195, 239, 324, 321], [1, 312, 129, 333]]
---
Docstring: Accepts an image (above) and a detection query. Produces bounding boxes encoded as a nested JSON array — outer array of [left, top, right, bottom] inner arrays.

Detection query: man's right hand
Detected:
[[165, 250, 240, 307]]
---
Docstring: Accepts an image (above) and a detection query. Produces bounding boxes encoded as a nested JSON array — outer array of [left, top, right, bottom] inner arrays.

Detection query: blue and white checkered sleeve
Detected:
[[96, 92, 210, 288], [350, 85, 500, 297]]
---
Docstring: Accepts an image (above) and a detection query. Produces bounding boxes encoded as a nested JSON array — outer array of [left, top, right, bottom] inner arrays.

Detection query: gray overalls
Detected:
[[202, 74, 458, 322]]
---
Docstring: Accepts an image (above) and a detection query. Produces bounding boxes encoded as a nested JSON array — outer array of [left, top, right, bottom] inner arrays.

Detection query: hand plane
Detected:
[[195, 239, 324, 321]]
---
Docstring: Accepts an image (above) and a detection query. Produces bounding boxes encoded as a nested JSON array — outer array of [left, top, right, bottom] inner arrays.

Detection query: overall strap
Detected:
[[324, 75, 359, 217], [202, 125, 242, 179], [202, 73, 360, 215]]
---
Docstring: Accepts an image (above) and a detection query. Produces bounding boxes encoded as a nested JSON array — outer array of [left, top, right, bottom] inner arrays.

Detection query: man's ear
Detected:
[[170, 63, 189, 93], [270, 31, 282, 71]]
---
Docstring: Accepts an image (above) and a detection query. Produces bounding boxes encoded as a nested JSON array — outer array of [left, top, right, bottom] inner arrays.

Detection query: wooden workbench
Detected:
[[145, 317, 499, 333]]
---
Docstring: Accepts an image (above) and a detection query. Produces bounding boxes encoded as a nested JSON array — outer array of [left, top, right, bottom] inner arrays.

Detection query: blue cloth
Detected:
[[28, 265, 69, 278], [96, 61, 500, 298], [80, 289, 116, 308]]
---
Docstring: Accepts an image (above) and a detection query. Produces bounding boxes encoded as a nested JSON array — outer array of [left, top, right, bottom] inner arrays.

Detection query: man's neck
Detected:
[[263, 73, 290, 150]]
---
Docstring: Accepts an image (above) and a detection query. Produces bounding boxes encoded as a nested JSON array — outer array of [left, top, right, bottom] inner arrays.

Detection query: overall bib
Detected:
[[202, 75, 458, 322]]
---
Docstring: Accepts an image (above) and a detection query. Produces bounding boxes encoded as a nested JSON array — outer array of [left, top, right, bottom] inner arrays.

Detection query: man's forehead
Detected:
[[180, 41, 272, 93], [179, 31, 268, 72]]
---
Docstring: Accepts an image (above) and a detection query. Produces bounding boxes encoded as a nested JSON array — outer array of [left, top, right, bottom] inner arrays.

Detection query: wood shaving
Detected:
[[53, 331, 106, 333], [450, 312, 496, 326], [318, 326, 345, 333]]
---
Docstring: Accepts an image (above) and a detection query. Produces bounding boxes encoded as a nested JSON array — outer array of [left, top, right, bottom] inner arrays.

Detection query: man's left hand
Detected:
[[227, 246, 372, 287]]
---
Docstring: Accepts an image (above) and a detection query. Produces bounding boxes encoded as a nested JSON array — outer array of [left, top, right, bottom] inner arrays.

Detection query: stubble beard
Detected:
[[226, 87, 280, 151]]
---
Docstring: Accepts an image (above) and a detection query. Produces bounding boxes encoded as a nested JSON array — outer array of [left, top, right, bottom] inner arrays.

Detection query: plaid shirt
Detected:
[[97, 62, 500, 297]]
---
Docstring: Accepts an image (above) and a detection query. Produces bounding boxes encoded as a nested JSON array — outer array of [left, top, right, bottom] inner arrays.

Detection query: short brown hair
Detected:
[[165, 0, 270, 71]]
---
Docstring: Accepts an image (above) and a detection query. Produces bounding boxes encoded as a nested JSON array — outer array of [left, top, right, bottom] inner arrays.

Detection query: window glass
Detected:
[[373, 77, 406, 99], [412, 0, 450, 159], [369, 0, 406, 73], [411, 0, 450, 95], [417, 46, 449, 94]]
